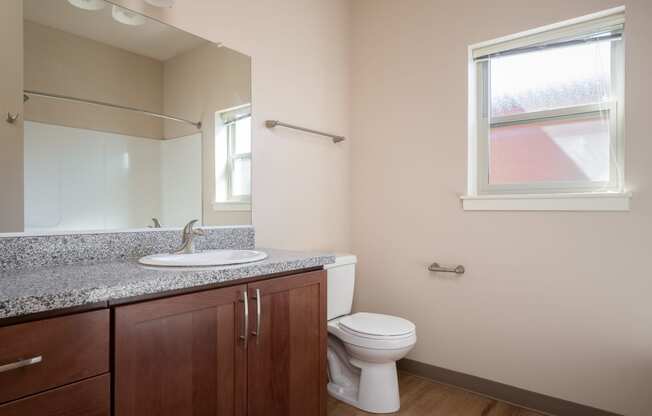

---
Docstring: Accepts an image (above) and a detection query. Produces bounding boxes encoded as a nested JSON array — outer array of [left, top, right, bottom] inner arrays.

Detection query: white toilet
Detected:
[[325, 254, 417, 414]]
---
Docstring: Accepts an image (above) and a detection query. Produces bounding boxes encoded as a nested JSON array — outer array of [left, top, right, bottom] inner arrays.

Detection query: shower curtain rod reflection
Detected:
[[24, 90, 202, 130]]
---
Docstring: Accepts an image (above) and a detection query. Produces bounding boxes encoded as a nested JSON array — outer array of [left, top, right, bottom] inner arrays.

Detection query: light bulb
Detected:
[[112, 5, 146, 26], [67, 0, 106, 11]]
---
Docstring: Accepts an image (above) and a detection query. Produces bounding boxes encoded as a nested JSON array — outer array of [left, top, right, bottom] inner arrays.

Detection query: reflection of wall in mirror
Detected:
[[24, 21, 164, 139], [0, 0, 24, 233], [163, 44, 252, 226]]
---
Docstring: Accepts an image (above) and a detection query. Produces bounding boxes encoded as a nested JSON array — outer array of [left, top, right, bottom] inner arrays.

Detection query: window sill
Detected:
[[212, 202, 251, 212], [461, 192, 631, 211]]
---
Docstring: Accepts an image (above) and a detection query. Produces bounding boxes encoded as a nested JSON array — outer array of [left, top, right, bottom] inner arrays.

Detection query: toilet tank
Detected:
[[324, 254, 357, 320]]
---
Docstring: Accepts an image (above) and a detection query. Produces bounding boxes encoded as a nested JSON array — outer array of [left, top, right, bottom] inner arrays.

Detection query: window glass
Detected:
[[490, 42, 612, 118], [489, 115, 610, 184], [234, 117, 251, 154], [231, 158, 251, 197]]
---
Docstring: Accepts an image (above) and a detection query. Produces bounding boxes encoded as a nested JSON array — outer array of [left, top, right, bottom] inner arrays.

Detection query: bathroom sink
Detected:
[[138, 249, 268, 267]]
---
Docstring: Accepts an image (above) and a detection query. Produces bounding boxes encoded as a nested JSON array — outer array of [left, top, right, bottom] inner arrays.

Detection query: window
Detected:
[[465, 8, 629, 211], [214, 105, 251, 210], [226, 115, 252, 202]]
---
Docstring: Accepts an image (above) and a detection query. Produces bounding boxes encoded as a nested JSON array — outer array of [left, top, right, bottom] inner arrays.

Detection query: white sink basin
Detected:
[[138, 249, 268, 267]]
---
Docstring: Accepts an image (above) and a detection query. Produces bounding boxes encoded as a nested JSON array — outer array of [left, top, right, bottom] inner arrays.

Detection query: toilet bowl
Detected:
[[325, 255, 417, 413]]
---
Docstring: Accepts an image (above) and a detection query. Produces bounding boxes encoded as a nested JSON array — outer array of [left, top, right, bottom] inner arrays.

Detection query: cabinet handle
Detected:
[[0, 356, 42, 373], [240, 289, 249, 349], [252, 288, 261, 345]]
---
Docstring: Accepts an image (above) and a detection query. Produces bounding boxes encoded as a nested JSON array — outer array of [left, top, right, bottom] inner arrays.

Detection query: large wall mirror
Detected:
[[3, 0, 252, 234]]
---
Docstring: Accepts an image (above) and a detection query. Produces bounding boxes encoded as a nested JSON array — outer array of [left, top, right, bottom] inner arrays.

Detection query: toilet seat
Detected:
[[339, 313, 415, 338], [328, 313, 417, 350]]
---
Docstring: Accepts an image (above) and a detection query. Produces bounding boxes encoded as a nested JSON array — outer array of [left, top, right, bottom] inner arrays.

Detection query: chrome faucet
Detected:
[[175, 220, 205, 254]]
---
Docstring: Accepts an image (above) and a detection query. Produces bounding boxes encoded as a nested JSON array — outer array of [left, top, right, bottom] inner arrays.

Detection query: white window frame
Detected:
[[213, 104, 252, 212], [464, 6, 630, 211], [225, 116, 252, 204]]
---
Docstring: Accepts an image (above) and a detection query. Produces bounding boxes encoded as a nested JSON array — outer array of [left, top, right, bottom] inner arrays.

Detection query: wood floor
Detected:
[[327, 372, 544, 416]]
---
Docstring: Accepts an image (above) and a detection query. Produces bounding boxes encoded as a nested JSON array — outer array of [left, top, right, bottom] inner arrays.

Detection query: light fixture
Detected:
[[144, 0, 174, 7], [112, 5, 146, 26], [67, 0, 106, 11]]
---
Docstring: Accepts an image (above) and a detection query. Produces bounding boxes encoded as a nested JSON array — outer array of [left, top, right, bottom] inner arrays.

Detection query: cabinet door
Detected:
[[246, 270, 327, 416], [0, 0, 23, 232], [115, 285, 247, 416]]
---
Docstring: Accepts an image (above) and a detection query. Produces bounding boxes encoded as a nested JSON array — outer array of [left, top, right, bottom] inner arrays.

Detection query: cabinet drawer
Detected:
[[0, 309, 109, 404], [0, 374, 110, 416]]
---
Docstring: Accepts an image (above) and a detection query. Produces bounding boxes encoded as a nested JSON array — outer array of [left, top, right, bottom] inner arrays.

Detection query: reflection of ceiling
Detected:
[[23, 0, 208, 61]]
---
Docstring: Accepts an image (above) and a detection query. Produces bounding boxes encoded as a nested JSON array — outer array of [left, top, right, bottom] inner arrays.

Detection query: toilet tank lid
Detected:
[[324, 253, 357, 269]]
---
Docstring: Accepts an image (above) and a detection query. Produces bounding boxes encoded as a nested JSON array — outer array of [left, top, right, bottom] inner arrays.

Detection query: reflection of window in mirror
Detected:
[[214, 105, 252, 211]]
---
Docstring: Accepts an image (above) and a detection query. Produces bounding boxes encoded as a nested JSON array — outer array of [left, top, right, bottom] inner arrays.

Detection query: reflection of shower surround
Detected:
[[23, 121, 202, 232]]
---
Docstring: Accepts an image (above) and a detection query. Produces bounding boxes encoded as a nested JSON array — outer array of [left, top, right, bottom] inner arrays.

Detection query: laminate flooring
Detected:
[[327, 372, 545, 416]]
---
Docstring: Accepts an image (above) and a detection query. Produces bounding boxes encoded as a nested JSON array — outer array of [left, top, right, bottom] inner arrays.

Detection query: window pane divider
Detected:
[[491, 102, 613, 126]]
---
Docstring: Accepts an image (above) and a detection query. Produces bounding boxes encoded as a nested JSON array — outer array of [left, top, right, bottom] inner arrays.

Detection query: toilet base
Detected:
[[329, 360, 400, 414], [327, 381, 361, 410], [327, 335, 402, 414]]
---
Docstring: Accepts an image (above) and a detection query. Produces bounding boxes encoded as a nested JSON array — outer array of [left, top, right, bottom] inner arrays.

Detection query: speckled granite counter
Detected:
[[0, 248, 335, 320], [0, 226, 255, 272]]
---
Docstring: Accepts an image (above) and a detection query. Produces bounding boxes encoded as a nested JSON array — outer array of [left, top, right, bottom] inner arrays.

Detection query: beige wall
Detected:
[[0, 0, 24, 232], [163, 44, 250, 139], [111, 0, 351, 251], [163, 43, 251, 226], [351, 1, 651, 415], [24, 21, 164, 139]]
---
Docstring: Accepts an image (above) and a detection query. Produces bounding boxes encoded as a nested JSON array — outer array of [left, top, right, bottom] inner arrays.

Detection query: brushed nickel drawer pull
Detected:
[[240, 289, 249, 349], [0, 356, 42, 373], [251, 288, 262, 345]]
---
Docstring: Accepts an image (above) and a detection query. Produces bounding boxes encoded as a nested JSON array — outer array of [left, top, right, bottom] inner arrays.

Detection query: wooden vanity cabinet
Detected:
[[114, 284, 247, 416], [114, 269, 327, 416]]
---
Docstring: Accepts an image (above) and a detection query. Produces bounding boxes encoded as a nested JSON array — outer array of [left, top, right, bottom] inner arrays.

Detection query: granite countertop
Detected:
[[0, 248, 335, 321]]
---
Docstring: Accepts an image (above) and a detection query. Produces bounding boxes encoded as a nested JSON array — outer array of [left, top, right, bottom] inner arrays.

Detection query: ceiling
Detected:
[[23, 0, 209, 61]]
